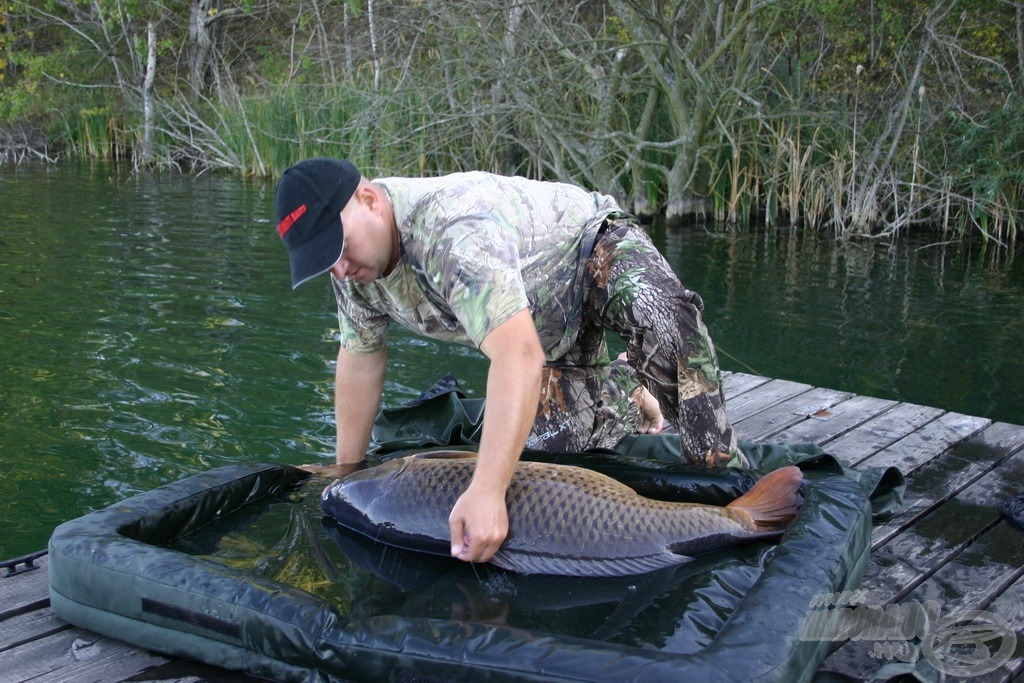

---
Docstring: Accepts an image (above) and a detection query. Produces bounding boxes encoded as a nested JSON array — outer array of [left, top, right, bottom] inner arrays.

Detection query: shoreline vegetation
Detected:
[[2, 1, 1022, 247]]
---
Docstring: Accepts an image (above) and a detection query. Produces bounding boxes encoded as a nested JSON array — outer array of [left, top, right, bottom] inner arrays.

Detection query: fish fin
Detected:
[[491, 550, 691, 578], [412, 450, 477, 460], [726, 465, 803, 531]]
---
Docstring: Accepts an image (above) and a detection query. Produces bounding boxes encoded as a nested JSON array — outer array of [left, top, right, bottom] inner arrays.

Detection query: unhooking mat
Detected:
[[48, 376, 904, 682]]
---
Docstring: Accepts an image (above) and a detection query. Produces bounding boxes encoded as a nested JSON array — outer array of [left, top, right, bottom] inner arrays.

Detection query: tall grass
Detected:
[[37, 77, 1023, 248], [682, 94, 1022, 246], [64, 106, 132, 161], [205, 85, 466, 179]]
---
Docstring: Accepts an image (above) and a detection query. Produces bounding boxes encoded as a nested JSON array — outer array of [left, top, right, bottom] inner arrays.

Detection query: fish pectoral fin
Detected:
[[490, 549, 692, 578], [667, 529, 784, 559], [412, 449, 478, 460]]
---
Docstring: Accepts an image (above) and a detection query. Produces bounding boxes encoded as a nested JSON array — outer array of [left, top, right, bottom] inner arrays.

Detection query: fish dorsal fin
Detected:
[[412, 450, 478, 460]]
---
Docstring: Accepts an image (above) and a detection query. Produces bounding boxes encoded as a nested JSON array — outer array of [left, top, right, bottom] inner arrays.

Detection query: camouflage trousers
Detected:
[[526, 219, 745, 468]]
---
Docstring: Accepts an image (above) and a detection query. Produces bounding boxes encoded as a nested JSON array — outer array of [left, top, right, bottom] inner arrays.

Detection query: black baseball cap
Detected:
[[274, 158, 361, 288]]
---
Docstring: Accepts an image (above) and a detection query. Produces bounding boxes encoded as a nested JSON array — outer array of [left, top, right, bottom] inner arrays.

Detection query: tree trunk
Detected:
[[492, 1, 525, 174], [343, 2, 354, 78], [140, 21, 156, 166], [627, 81, 661, 218], [309, 0, 336, 82], [188, 0, 215, 96], [606, 0, 780, 220], [846, 0, 953, 236], [368, 0, 380, 90]]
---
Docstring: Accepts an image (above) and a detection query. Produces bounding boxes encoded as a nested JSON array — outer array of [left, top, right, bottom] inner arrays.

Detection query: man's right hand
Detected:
[[448, 481, 510, 563]]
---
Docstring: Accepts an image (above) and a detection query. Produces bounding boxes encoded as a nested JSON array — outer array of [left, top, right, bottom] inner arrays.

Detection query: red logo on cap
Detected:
[[277, 204, 307, 238]]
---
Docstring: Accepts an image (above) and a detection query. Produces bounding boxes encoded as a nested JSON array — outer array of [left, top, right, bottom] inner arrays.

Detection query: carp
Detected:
[[321, 451, 803, 578]]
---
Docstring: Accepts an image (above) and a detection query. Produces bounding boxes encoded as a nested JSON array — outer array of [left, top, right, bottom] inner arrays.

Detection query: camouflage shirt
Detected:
[[332, 172, 622, 360]]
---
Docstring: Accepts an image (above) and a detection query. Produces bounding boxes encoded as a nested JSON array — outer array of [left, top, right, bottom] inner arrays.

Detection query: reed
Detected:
[[65, 106, 132, 161], [698, 112, 829, 231], [206, 85, 475, 178], [708, 121, 760, 228]]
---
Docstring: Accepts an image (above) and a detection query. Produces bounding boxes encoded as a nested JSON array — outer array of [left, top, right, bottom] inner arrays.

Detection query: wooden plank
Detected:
[[817, 421, 1024, 680], [863, 450, 1024, 604], [0, 554, 50, 620], [724, 377, 814, 426], [0, 608, 69, 653], [823, 521, 1024, 681], [32, 645, 192, 683], [2, 627, 168, 682], [824, 402, 945, 467], [973, 572, 1024, 683], [768, 394, 898, 447], [913, 522, 1024, 615], [721, 371, 772, 400], [732, 386, 854, 442], [854, 411, 991, 472], [104, 658, 258, 682], [870, 422, 1024, 548]]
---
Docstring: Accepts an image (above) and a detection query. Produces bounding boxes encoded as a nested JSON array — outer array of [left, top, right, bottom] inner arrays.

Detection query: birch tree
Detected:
[[141, 20, 156, 165]]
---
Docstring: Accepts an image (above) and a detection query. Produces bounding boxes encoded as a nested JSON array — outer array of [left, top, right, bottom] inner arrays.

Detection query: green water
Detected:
[[1, 162, 1022, 559]]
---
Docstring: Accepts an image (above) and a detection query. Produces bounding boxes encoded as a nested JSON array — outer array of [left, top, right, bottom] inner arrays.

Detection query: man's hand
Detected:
[[448, 481, 509, 563], [633, 384, 665, 434]]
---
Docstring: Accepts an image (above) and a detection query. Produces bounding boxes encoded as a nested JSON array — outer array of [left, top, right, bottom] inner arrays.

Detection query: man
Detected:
[[274, 157, 744, 566]]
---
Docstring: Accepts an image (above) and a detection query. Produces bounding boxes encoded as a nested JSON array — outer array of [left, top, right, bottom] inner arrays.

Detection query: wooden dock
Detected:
[[2, 372, 1022, 682]]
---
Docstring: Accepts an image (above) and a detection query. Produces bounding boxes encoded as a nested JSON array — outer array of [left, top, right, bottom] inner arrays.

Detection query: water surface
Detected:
[[1, 162, 1021, 558]]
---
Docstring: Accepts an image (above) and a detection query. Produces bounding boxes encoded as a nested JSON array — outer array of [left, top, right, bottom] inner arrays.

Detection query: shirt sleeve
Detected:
[[332, 275, 390, 355]]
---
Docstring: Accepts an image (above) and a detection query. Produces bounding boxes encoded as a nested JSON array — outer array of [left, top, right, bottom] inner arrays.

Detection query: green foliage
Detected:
[[1, 51, 66, 123], [946, 95, 1024, 243]]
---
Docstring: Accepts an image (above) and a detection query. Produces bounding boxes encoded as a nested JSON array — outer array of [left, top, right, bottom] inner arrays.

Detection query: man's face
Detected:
[[330, 190, 392, 284]]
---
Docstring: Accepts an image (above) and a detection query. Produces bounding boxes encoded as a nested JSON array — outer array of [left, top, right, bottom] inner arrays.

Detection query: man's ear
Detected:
[[355, 181, 382, 214]]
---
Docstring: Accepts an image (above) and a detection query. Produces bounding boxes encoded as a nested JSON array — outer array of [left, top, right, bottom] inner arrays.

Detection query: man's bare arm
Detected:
[[448, 308, 545, 563], [335, 345, 387, 464]]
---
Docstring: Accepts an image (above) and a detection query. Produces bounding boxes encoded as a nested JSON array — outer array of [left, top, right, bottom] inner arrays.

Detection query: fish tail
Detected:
[[726, 466, 803, 531]]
